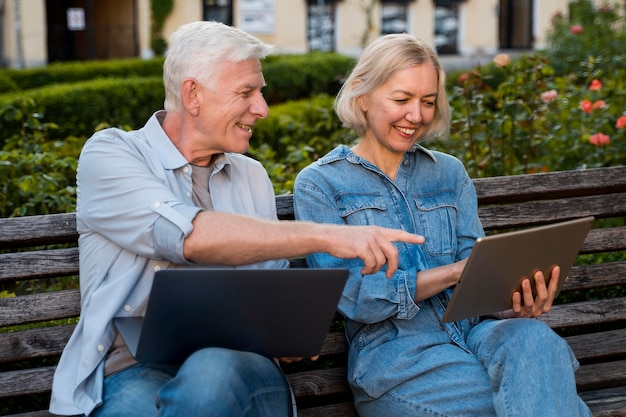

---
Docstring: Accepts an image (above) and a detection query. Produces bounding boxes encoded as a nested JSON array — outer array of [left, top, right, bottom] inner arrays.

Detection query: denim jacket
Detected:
[[293, 144, 484, 399]]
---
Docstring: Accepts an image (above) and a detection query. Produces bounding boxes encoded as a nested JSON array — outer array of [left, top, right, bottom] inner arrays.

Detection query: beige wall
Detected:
[[534, 0, 570, 49], [459, 0, 499, 55], [1, 0, 606, 69], [3, 0, 47, 68]]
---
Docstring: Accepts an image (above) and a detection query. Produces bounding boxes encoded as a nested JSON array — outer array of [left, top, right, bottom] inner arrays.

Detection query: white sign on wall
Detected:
[[67, 8, 86, 31], [238, 0, 275, 34]]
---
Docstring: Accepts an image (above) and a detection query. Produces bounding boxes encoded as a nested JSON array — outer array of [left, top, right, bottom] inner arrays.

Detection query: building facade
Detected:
[[0, 0, 613, 69]]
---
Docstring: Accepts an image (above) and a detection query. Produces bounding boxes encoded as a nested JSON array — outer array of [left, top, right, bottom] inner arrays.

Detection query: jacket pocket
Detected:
[[413, 190, 458, 256]]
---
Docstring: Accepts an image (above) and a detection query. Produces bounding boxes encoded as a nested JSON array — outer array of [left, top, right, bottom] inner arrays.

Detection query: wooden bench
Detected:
[[1, 165, 626, 417]]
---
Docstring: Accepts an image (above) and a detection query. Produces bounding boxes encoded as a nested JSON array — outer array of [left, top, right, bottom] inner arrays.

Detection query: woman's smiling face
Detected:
[[359, 63, 439, 155]]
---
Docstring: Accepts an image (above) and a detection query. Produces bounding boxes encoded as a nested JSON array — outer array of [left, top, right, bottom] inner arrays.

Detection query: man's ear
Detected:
[[181, 79, 201, 116]]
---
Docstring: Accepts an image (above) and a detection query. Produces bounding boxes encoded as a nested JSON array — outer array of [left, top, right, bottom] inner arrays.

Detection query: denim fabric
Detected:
[[85, 348, 292, 417], [293, 144, 591, 416]]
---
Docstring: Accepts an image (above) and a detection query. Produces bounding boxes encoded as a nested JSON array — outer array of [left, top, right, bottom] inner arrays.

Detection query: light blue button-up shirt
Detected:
[[293, 144, 484, 399], [50, 111, 288, 416]]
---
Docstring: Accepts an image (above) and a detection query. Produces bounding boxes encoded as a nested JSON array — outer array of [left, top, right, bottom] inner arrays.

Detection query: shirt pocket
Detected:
[[336, 193, 390, 227], [413, 190, 458, 256]]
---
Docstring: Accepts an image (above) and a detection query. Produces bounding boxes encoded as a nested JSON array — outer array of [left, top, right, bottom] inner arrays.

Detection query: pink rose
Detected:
[[592, 100, 607, 109], [589, 133, 611, 146], [570, 25, 583, 34], [589, 79, 603, 91], [616, 115, 626, 129], [540, 90, 558, 103], [580, 100, 593, 114], [493, 54, 511, 68]]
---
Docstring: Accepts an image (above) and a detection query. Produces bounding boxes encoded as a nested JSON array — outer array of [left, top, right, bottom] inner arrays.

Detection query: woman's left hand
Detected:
[[499, 265, 561, 319]]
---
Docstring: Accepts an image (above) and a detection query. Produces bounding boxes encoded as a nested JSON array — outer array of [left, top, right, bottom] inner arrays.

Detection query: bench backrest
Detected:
[[1, 165, 626, 417]]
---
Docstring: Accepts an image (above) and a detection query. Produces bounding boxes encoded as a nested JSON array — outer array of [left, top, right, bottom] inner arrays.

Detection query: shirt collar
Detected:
[[145, 110, 232, 174], [144, 111, 188, 170], [317, 143, 438, 165]]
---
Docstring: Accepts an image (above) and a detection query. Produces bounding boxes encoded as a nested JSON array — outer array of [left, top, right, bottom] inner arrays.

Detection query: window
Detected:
[[381, 3, 409, 35], [307, 1, 337, 52], [204, 0, 233, 25], [434, 4, 459, 54], [499, 0, 533, 49]]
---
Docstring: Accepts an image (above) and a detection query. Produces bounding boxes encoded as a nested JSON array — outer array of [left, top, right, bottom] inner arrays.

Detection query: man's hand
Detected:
[[324, 225, 425, 278]]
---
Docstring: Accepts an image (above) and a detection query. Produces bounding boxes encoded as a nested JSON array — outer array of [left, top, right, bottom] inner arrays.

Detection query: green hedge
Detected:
[[262, 52, 354, 104], [0, 57, 165, 93], [0, 77, 165, 140], [0, 52, 354, 143]]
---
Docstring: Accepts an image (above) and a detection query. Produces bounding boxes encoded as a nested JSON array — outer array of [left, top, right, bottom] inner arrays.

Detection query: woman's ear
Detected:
[[358, 95, 368, 113], [353, 79, 367, 112]]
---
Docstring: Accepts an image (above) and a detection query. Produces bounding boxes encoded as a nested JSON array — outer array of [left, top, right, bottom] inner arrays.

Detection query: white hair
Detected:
[[163, 21, 273, 111]]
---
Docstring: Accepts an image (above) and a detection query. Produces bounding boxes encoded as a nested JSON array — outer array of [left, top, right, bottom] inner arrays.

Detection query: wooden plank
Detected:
[[0, 325, 75, 363], [581, 227, 626, 253], [479, 193, 626, 230], [563, 262, 626, 292], [3, 411, 55, 417], [0, 366, 55, 398], [580, 386, 626, 417], [473, 166, 626, 204], [0, 213, 76, 249], [541, 297, 626, 330], [576, 360, 626, 392], [566, 329, 626, 363], [276, 194, 295, 220], [298, 402, 357, 417], [0, 325, 340, 365], [318, 331, 348, 356], [288, 367, 350, 398], [0, 290, 80, 327], [0, 248, 79, 282]]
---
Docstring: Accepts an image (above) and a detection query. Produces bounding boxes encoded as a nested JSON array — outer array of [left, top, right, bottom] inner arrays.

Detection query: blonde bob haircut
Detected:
[[335, 33, 450, 141]]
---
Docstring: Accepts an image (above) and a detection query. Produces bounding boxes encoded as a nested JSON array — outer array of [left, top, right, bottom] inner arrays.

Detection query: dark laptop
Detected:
[[113, 268, 349, 363]]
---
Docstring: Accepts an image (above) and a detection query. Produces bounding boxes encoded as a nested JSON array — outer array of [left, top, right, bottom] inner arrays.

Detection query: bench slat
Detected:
[[0, 325, 76, 363], [0, 366, 55, 398], [0, 213, 76, 249], [564, 262, 626, 292], [580, 386, 626, 417], [0, 290, 80, 327], [566, 329, 626, 363], [581, 227, 626, 253], [0, 248, 79, 282], [2, 411, 54, 417], [297, 403, 357, 417], [473, 166, 626, 204], [3, 359, 624, 415], [540, 297, 626, 329], [577, 360, 626, 392], [479, 193, 626, 230], [288, 367, 349, 398]]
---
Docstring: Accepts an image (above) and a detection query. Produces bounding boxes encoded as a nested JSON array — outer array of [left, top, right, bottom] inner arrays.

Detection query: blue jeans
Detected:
[[355, 318, 592, 417], [87, 347, 293, 417]]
